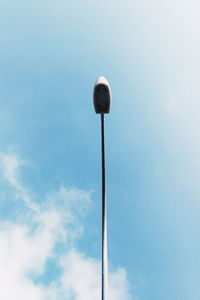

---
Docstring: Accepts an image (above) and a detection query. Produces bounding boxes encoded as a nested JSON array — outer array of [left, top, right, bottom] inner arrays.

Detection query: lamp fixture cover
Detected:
[[93, 76, 111, 114]]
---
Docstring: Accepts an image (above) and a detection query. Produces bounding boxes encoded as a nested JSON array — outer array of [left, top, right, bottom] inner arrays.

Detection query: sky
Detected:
[[0, 0, 200, 299]]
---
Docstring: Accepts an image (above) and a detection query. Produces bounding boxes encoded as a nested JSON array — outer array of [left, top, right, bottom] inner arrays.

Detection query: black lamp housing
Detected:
[[93, 77, 111, 114]]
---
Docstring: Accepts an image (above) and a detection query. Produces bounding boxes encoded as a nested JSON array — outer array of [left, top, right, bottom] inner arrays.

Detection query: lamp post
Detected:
[[93, 76, 112, 300]]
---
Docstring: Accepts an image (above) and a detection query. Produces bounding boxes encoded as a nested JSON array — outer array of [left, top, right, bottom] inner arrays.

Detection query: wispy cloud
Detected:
[[0, 152, 133, 299], [0, 153, 38, 212]]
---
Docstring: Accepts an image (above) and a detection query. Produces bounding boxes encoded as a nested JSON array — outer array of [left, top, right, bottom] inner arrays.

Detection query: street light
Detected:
[[93, 76, 112, 300]]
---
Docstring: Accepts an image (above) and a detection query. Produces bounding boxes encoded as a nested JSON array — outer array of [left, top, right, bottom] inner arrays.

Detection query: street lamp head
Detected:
[[93, 76, 111, 114]]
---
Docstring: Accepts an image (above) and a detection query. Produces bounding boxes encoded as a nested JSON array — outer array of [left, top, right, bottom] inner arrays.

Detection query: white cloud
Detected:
[[0, 153, 39, 212], [0, 152, 133, 300]]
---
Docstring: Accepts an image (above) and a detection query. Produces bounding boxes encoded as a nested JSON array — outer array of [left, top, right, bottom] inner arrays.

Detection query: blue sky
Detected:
[[0, 0, 200, 299]]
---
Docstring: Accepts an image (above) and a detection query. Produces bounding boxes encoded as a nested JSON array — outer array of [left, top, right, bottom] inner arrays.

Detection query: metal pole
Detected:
[[101, 113, 108, 300]]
